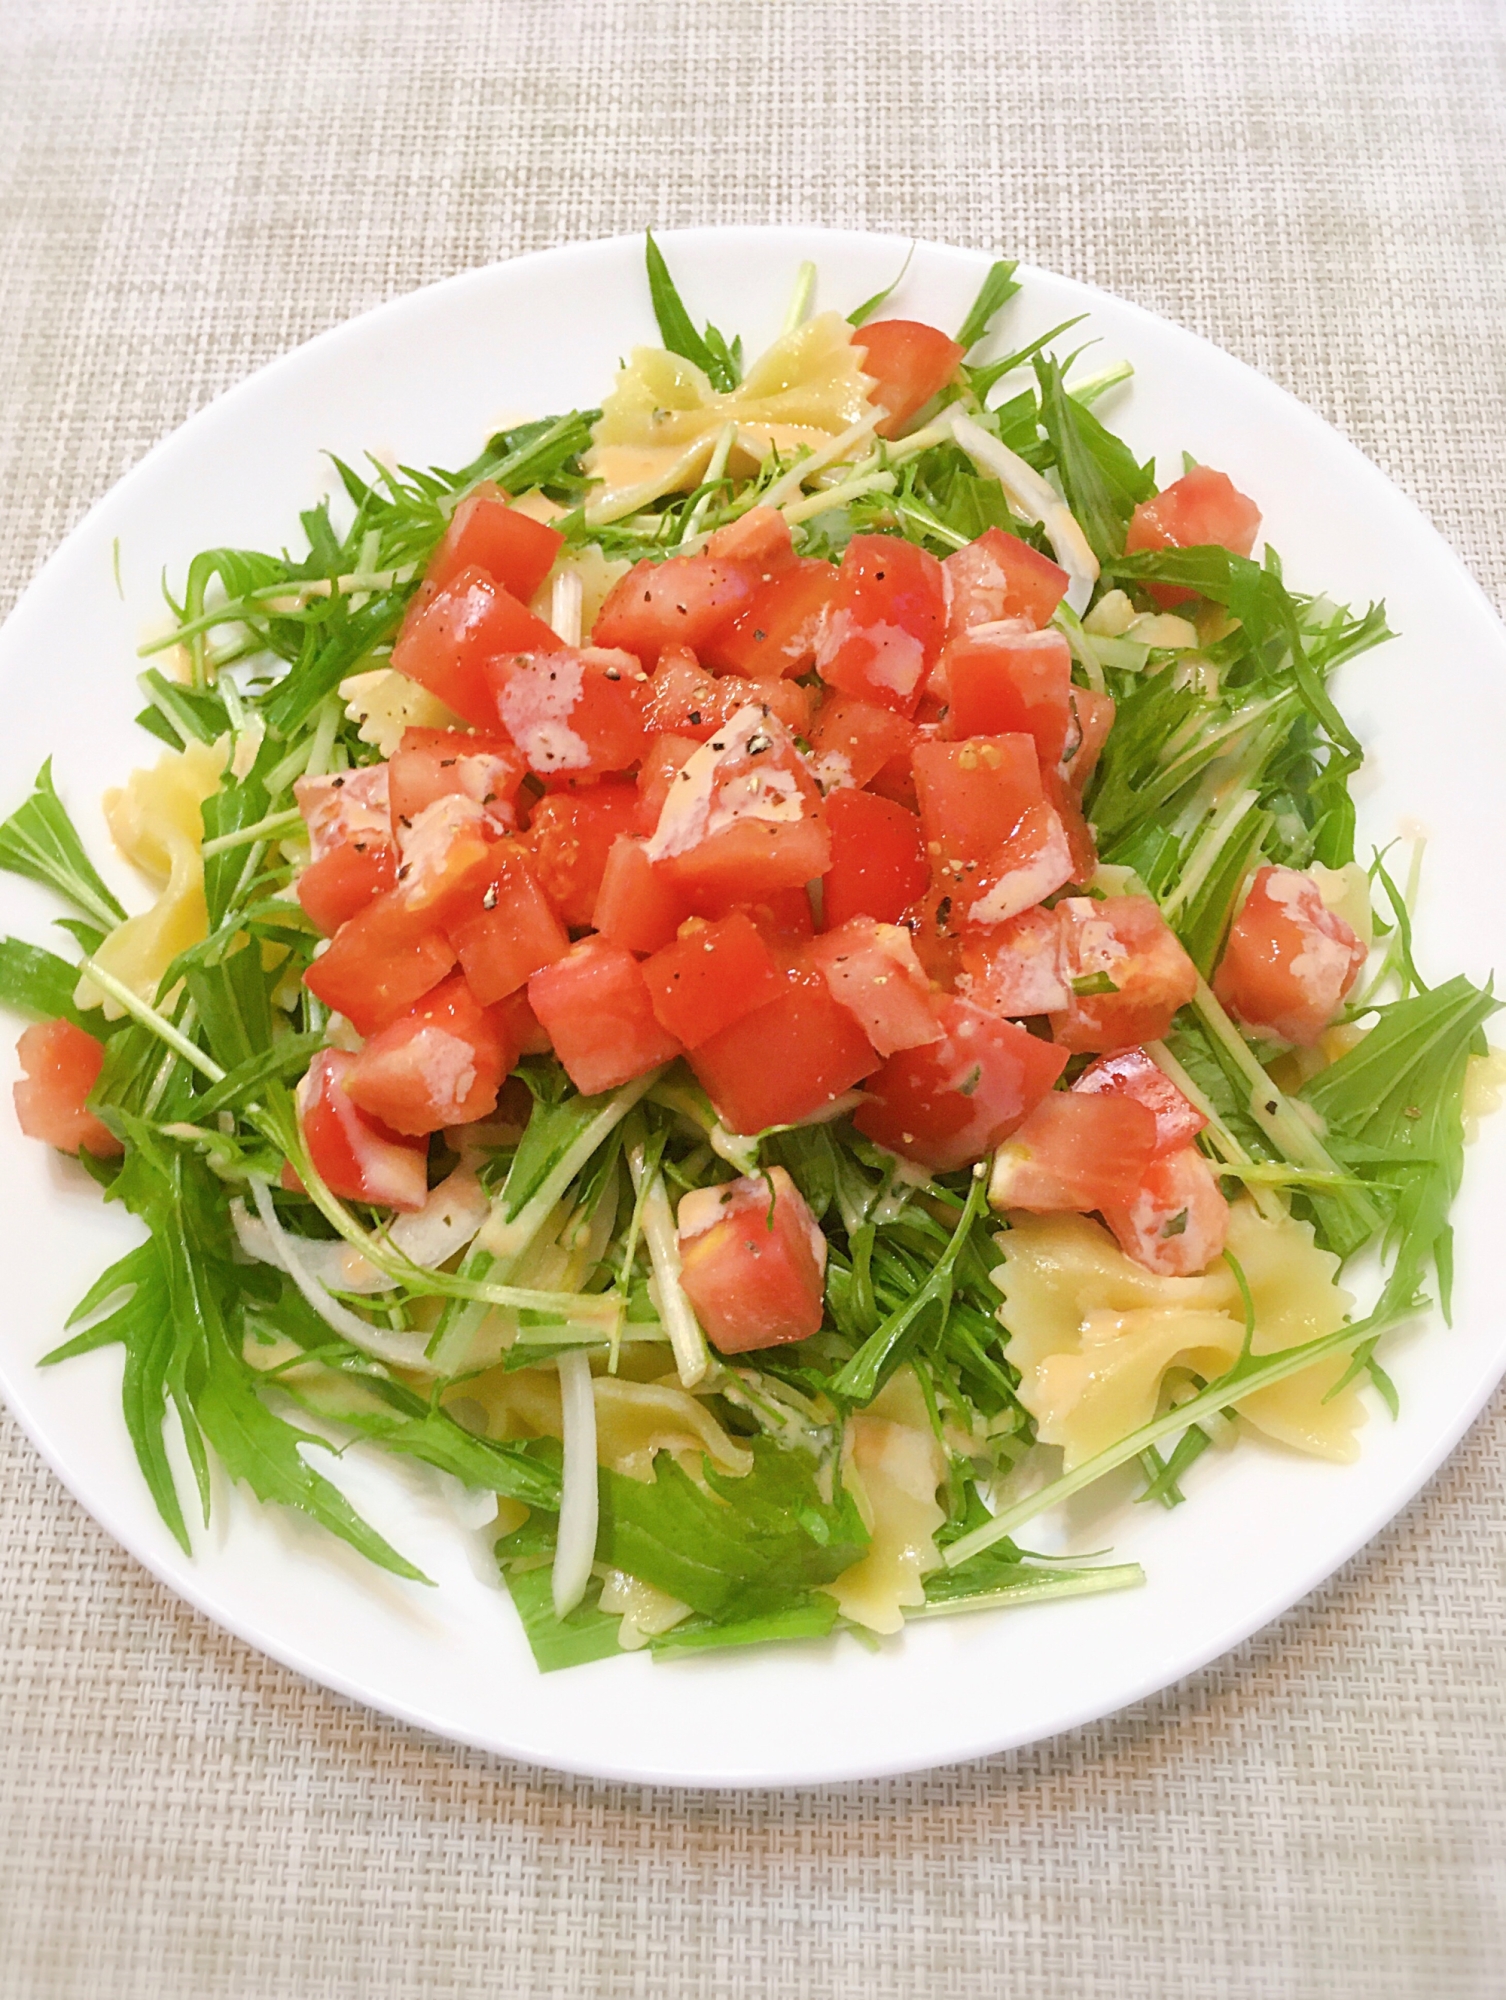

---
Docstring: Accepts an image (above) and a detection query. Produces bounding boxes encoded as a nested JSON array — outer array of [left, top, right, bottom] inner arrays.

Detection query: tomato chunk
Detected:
[[295, 765, 392, 862], [591, 835, 692, 954], [816, 536, 946, 717], [1050, 895, 1199, 1053], [423, 482, 565, 601], [345, 973, 515, 1136], [1102, 1145, 1230, 1277], [702, 559, 840, 680], [943, 527, 1069, 637], [304, 898, 457, 1036], [297, 841, 398, 936], [294, 1049, 429, 1211], [1213, 864, 1366, 1047], [1124, 466, 1262, 608], [806, 694, 917, 793], [494, 987, 552, 1057], [805, 919, 941, 1057], [591, 553, 759, 664], [392, 566, 562, 728], [13, 1019, 120, 1157], [704, 504, 797, 579], [486, 646, 647, 779], [689, 971, 879, 1135], [1061, 686, 1116, 793], [445, 842, 571, 1004], [822, 789, 929, 931], [988, 1092, 1159, 1213], [854, 319, 965, 437], [645, 704, 829, 907], [635, 647, 747, 741], [940, 625, 1073, 766], [641, 912, 784, 1048], [1070, 1047, 1206, 1157], [853, 995, 1067, 1172], [737, 885, 817, 945], [957, 904, 1069, 1016], [913, 735, 1073, 926], [677, 1167, 827, 1354], [527, 938, 683, 1096], [388, 727, 526, 836], [525, 781, 640, 928]]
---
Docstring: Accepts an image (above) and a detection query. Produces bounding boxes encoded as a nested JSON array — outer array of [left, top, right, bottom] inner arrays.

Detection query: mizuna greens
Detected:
[[0, 240, 1493, 1671]]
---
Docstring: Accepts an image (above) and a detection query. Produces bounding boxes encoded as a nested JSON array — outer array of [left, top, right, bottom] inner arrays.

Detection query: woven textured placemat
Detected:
[[3, 3, 1505, 1994]]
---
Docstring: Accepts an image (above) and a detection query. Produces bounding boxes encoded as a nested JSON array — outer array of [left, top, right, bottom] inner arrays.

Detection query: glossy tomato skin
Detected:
[[1049, 895, 1199, 1053], [527, 938, 683, 1096], [388, 727, 527, 836], [1061, 687, 1116, 793], [1124, 466, 1262, 608], [345, 973, 515, 1136], [913, 735, 1074, 927], [988, 1092, 1159, 1213], [591, 835, 692, 954], [806, 694, 917, 792], [304, 898, 458, 1036], [1213, 865, 1366, 1047], [943, 527, 1069, 637], [296, 840, 398, 936], [737, 885, 818, 946], [1070, 1047, 1206, 1156], [636, 647, 747, 741], [392, 566, 562, 727], [821, 789, 929, 930], [677, 1167, 827, 1353], [445, 842, 571, 1004], [854, 319, 965, 437], [591, 554, 758, 665], [294, 766, 398, 932], [525, 781, 641, 928], [1102, 1145, 1230, 1277], [423, 483, 565, 601], [702, 559, 840, 680], [13, 1019, 120, 1157], [641, 912, 784, 1048], [939, 625, 1073, 766], [805, 919, 941, 1058], [294, 1049, 430, 1211], [956, 904, 1069, 1016], [815, 535, 946, 715], [486, 646, 648, 780], [853, 994, 1067, 1172], [704, 504, 797, 578], [689, 971, 880, 1136]]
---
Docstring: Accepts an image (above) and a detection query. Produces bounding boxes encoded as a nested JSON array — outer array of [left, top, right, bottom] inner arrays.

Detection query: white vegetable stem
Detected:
[[551, 1349, 599, 1618], [247, 1178, 436, 1372], [949, 411, 1099, 613], [626, 1139, 710, 1388]]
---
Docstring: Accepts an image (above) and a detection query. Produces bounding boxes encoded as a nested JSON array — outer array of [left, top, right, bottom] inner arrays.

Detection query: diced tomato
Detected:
[[1041, 767, 1098, 885], [344, 974, 515, 1137], [1071, 1046, 1207, 1157], [591, 835, 692, 954], [755, 676, 815, 739], [485, 646, 647, 779], [807, 694, 917, 792], [388, 727, 527, 836], [940, 625, 1073, 765], [590, 553, 759, 664], [293, 1049, 429, 1211], [677, 1167, 827, 1353], [737, 885, 817, 946], [1213, 864, 1367, 1047], [853, 994, 1067, 1173], [822, 789, 929, 930], [913, 735, 1073, 926], [704, 504, 797, 579], [494, 987, 552, 1057], [815, 535, 946, 715], [805, 919, 941, 1057], [13, 1019, 120, 1158], [702, 559, 840, 679], [1102, 1145, 1230, 1277], [988, 1092, 1159, 1212], [634, 732, 701, 834], [392, 566, 562, 728], [689, 972, 879, 1135], [304, 900, 458, 1036], [392, 794, 500, 919], [423, 482, 565, 601], [1061, 686, 1116, 793], [900, 885, 966, 988], [1050, 895, 1199, 1052], [295, 766, 393, 862], [943, 526, 1069, 637], [641, 912, 785, 1048], [854, 319, 965, 437], [444, 842, 571, 1004], [957, 905, 1069, 1016], [527, 938, 683, 1096], [524, 781, 640, 928], [1124, 466, 1263, 608], [636, 647, 745, 741], [296, 841, 398, 936], [645, 705, 830, 907]]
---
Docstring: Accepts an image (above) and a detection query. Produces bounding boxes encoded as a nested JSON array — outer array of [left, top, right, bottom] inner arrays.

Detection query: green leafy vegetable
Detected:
[[0, 761, 127, 932]]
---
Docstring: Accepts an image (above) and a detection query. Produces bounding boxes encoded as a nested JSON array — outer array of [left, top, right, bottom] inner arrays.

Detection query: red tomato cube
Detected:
[[294, 1049, 430, 1211], [805, 919, 942, 1057], [304, 898, 458, 1036], [1102, 1145, 1230, 1277], [806, 694, 917, 792], [591, 835, 692, 954], [816, 535, 946, 715], [485, 645, 648, 779], [1213, 864, 1367, 1047], [1124, 466, 1262, 608], [702, 559, 840, 679], [423, 482, 565, 601], [704, 504, 797, 579], [988, 1092, 1159, 1213], [677, 1167, 827, 1353], [854, 319, 965, 437], [689, 972, 880, 1136], [821, 789, 929, 931], [392, 566, 562, 727], [913, 735, 1074, 926], [388, 727, 527, 836], [1061, 687, 1116, 793], [636, 646, 746, 741], [13, 1018, 120, 1158], [345, 973, 515, 1136], [943, 526, 1070, 637], [294, 765, 392, 861], [940, 625, 1073, 766], [527, 939, 684, 1096], [641, 912, 785, 1048], [445, 842, 571, 1005], [1050, 895, 1199, 1053], [525, 781, 641, 928], [590, 553, 759, 664], [296, 841, 398, 936], [957, 904, 1069, 1016], [1070, 1046, 1207, 1157]]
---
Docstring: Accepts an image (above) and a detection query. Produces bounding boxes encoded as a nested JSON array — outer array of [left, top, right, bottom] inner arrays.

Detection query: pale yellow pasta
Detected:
[[446, 1365, 753, 1483], [584, 312, 875, 522], [75, 736, 227, 1015], [822, 1366, 946, 1635], [530, 543, 632, 638], [995, 1201, 1364, 1470], [340, 667, 461, 757]]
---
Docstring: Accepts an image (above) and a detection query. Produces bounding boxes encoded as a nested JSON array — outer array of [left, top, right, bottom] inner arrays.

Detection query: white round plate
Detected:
[[1, 228, 1503, 1788]]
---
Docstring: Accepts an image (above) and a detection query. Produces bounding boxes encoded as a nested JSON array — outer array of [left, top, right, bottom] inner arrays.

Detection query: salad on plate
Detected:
[[0, 235, 1494, 1671]]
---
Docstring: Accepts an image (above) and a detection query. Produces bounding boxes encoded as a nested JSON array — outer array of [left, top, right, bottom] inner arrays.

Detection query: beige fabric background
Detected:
[[2, 2, 1505, 1994]]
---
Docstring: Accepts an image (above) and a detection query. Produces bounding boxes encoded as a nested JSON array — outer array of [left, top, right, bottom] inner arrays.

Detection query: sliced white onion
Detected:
[[552, 1349, 599, 1618], [233, 1168, 490, 1296], [950, 411, 1099, 613]]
